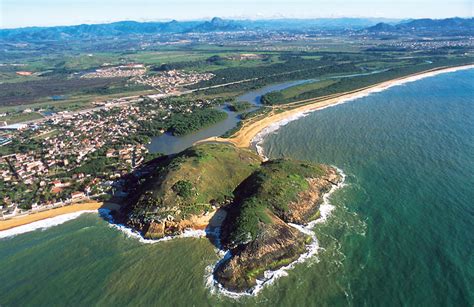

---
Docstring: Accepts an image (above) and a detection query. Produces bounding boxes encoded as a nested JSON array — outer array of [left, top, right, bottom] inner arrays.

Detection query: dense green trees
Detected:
[[167, 108, 228, 136], [260, 91, 285, 105], [190, 57, 358, 89], [228, 101, 253, 112], [72, 157, 115, 175], [172, 180, 194, 199]]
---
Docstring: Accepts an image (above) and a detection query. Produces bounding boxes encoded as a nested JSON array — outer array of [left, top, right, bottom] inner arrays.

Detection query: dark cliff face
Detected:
[[214, 212, 307, 291], [123, 144, 261, 239], [121, 144, 342, 292], [214, 162, 342, 292]]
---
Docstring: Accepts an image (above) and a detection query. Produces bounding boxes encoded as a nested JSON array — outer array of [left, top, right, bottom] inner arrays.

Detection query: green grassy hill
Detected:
[[225, 159, 326, 244], [124, 143, 341, 292], [215, 159, 341, 291], [127, 143, 261, 225]]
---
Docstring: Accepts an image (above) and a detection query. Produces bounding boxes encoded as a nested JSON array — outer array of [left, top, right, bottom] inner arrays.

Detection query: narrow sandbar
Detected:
[[200, 64, 474, 149]]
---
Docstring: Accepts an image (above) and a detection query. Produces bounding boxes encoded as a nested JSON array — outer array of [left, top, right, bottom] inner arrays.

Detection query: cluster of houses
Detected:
[[382, 38, 473, 51], [2, 154, 48, 184], [0, 105, 153, 217], [0, 72, 223, 218], [106, 144, 147, 169], [131, 69, 214, 94], [81, 64, 146, 79]]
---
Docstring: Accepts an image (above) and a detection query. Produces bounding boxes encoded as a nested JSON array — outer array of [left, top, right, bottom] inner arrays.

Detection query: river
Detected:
[[1, 69, 472, 306]]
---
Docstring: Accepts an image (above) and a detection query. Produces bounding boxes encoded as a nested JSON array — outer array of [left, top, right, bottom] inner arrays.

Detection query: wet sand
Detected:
[[0, 202, 120, 231], [199, 65, 474, 148]]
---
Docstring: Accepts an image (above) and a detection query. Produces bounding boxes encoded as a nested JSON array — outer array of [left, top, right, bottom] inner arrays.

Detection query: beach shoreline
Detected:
[[2, 64, 472, 235], [0, 201, 119, 232], [200, 64, 474, 149], [205, 166, 347, 298]]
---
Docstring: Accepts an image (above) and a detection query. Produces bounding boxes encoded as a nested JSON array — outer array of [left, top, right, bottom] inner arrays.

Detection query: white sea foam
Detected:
[[251, 65, 474, 158], [0, 210, 98, 239], [101, 209, 207, 244], [100, 164, 347, 298], [225, 67, 469, 295], [229, 65, 467, 298], [109, 223, 207, 244], [205, 167, 347, 298]]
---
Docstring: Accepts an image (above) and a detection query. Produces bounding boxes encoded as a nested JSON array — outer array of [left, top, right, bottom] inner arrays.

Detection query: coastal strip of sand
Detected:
[[3, 64, 472, 234], [0, 202, 120, 231], [199, 64, 474, 149]]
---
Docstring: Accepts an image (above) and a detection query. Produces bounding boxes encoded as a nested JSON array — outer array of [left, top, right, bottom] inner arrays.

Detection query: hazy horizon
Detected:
[[1, 16, 408, 30], [1, 0, 472, 29]]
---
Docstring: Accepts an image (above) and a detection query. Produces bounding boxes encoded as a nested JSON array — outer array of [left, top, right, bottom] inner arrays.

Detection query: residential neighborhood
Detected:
[[0, 82, 223, 219]]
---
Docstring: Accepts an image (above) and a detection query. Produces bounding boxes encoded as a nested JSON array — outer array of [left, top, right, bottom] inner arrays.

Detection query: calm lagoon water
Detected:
[[147, 80, 308, 155], [1, 69, 473, 306]]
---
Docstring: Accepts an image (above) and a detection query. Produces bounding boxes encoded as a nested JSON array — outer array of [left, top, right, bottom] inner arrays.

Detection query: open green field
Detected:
[[127, 51, 210, 65], [278, 79, 339, 100], [1, 34, 472, 123], [1, 112, 44, 124]]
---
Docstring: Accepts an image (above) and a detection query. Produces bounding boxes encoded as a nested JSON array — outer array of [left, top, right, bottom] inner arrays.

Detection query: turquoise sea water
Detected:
[[1, 69, 473, 306]]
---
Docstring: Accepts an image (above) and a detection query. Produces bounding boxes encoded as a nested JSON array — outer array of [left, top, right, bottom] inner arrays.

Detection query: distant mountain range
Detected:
[[0, 17, 396, 41], [365, 17, 474, 35], [0, 17, 472, 41]]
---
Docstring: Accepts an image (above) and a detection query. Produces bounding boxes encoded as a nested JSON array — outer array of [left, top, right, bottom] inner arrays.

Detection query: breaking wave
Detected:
[[251, 65, 474, 159], [99, 209, 207, 244], [205, 167, 347, 298], [0, 210, 97, 239]]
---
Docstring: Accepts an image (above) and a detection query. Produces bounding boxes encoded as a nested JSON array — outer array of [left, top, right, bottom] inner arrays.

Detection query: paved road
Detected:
[[15, 64, 334, 126]]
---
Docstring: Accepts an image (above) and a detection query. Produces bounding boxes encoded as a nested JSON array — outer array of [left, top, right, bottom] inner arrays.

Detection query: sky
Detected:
[[1, 0, 472, 29]]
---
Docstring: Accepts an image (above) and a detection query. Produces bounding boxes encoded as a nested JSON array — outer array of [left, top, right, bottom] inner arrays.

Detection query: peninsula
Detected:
[[117, 143, 341, 291]]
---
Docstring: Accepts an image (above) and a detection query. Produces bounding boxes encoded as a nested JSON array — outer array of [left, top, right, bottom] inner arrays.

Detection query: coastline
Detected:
[[200, 64, 473, 296], [201, 64, 474, 149], [2, 60, 472, 304], [3, 64, 471, 235], [0, 202, 118, 233], [206, 167, 347, 298]]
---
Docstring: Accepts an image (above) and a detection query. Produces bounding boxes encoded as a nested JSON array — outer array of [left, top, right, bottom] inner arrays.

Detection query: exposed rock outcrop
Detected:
[[283, 165, 341, 224], [214, 212, 307, 291], [214, 164, 342, 291], [122, 144, 343, 292]]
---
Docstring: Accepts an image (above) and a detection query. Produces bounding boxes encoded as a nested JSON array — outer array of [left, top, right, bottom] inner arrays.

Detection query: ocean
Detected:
[[1, 69, 473, 306]]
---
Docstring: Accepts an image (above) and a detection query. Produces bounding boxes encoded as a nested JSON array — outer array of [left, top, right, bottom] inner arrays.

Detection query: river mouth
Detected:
[[2, 68, 472, 306], [147, 70, 390, 155], [147, 80, 310, 155]]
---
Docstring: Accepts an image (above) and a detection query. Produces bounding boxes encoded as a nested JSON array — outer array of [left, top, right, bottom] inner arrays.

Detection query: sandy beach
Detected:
[[201, 64, 474, 149], [0, 202, 120, 231], [2, 64, 472, 234]]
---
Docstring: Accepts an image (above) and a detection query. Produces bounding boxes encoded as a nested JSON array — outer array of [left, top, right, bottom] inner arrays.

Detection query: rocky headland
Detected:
[[122, 143, 341, 291]]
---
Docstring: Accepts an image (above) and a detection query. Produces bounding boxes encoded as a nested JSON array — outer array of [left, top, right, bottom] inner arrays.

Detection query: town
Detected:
[[131, 69, 214, 94], [0, 84, 225, 219]]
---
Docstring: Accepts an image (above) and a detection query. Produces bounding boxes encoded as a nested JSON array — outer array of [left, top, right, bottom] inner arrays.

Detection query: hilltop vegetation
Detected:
[[215, 160, 341, 291], [126, 144, 262, 238], [122, 143, 341, 291], [224, 160, 326, 244]]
